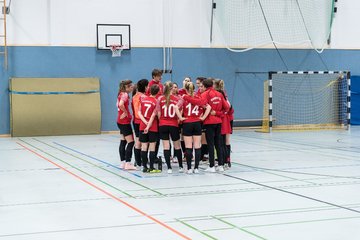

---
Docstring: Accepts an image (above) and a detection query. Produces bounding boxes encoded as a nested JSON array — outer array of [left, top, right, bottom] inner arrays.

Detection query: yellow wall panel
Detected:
[[10, 78, 101, 137]]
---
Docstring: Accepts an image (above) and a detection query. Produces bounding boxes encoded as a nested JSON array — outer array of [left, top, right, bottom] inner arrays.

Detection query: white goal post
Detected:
[[260, 71, 351, 132]]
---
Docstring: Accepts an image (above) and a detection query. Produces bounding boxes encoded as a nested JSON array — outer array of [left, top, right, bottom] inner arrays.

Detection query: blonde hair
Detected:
[[214, 79, 224, 91], [163, 81, 173, 106], [118, 79, 132, 95], [185, 82, 195, 97]]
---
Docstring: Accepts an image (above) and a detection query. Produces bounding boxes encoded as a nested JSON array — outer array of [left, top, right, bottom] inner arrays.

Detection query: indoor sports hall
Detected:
[[1, 1, 360, 240]]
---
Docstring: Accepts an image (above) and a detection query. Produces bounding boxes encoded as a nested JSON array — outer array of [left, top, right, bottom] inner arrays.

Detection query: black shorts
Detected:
[[132, 122, 140, 137], [159, 126, 180, 141], [117, 123, 133, 137], [139, 131, 158, 143], [201, 122, 206, 133], [178, 123, 183, 134], [182, 122, 202, 136]]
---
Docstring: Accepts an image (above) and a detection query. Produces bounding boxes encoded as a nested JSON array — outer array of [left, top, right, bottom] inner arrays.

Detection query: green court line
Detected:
[[243, 215, 360, 229], [234, 163, 318, 185], [178, 203, 360, 221], [231, 135, 360, 161], [19, 139, 134, 198], [151, 175, 353, 191], [175, 218, 218, 240], [234, 162, 360, 181], [203, 227, 233, 232], [21, 138, 360, 202], [32, 138, 164, 197], [211, 216, 268, 240], [150, 180, 360, 199], [218, 205, 360, 220]]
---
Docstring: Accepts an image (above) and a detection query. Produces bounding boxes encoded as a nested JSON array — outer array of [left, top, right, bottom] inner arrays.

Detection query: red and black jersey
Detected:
[[146, 79, 163, 98], [139, 95, 158, 132], [181, 95, 203, 123], [157, 95, 181, 127], [183, 87, 229, 125], [117, 92, 132, 124]]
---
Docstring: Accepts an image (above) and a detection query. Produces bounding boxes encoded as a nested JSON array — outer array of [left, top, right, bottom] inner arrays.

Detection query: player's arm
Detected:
[[137, 105, 148, 125], [183, 93, 207, 106], [156, 99, 161, 118], [118, 95, 128, 118], [175, 105, 186, 121], [144, 111, 157, 133], [200, 104, 211, 121]]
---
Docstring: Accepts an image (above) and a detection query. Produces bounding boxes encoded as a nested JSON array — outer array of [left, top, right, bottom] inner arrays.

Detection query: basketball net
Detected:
[[110, 45, 124, 57]]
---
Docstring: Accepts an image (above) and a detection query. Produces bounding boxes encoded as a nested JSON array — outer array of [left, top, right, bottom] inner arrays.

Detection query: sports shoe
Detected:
[[142, 167, 149, 173], [205, 166, 216, 173], [172, 156, 178, 163], [120, 162, 125, 169], [218, 166, 224, 172], [201, 159, 209, 165], [149, 169, 161, 173], [167, 169, 173, 174], [178, 167, 184, 173], [187, 169, 193, 174], [125, 162, 137, 170], [194, 168, 199, 174]]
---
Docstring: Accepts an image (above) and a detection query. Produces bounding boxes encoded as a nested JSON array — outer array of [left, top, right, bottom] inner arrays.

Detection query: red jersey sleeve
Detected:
[[121, 92, 129, 102], [222, 94, 230, 112], [183, 92, 207, 106]]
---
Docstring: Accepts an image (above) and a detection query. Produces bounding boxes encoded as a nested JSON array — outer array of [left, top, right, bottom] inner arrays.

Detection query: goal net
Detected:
[[260, 71, 350, 132], [214, 0, 335, 52]]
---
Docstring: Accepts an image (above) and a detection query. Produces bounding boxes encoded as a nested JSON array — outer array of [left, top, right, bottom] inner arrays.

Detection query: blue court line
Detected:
[[53, 142, 143, 178], [53, 142, 175, 179]]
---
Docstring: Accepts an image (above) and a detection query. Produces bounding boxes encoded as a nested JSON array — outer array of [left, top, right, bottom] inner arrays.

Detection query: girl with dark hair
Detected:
[[117, 80, 136, 170], [132, 79, 149, 167], [214, 79, 233, 168], [138, 84, 161, 173], [182, 78, 230, 172], [195, 77, 209, 162]]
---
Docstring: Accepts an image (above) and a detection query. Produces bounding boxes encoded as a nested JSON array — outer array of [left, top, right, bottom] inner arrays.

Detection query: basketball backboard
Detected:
[[96, 24, 131, 50]]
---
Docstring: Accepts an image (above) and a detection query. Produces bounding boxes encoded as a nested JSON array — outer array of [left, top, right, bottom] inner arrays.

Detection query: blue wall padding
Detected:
[[351, 76, 360, 125], [1, 46, 360, 134]]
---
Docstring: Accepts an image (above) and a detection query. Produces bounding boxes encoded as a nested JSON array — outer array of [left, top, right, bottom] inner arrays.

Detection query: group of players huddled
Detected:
[[116, 69, 234, 174]]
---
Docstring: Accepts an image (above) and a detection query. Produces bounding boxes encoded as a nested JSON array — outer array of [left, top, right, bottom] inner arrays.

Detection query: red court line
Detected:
[[17, 142, 191, 240]]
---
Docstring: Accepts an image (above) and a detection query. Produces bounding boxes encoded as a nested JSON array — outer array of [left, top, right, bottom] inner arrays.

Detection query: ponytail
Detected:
[[214, 79, 224, 91], [118, 79, 132, 95], [219, 79, 224, 91], [163, 81, 173, 106], [185, 82, 195, 97], [214, 79, 227, 99]]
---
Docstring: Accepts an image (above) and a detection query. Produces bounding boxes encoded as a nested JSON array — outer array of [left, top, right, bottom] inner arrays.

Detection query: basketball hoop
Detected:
[[110, 44, 124, 57]]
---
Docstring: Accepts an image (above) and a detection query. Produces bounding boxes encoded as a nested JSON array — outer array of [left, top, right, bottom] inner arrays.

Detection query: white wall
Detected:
[[330, 0, 360, 49], [4, 0, 360, 49], [6, 0, 212, 47]]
